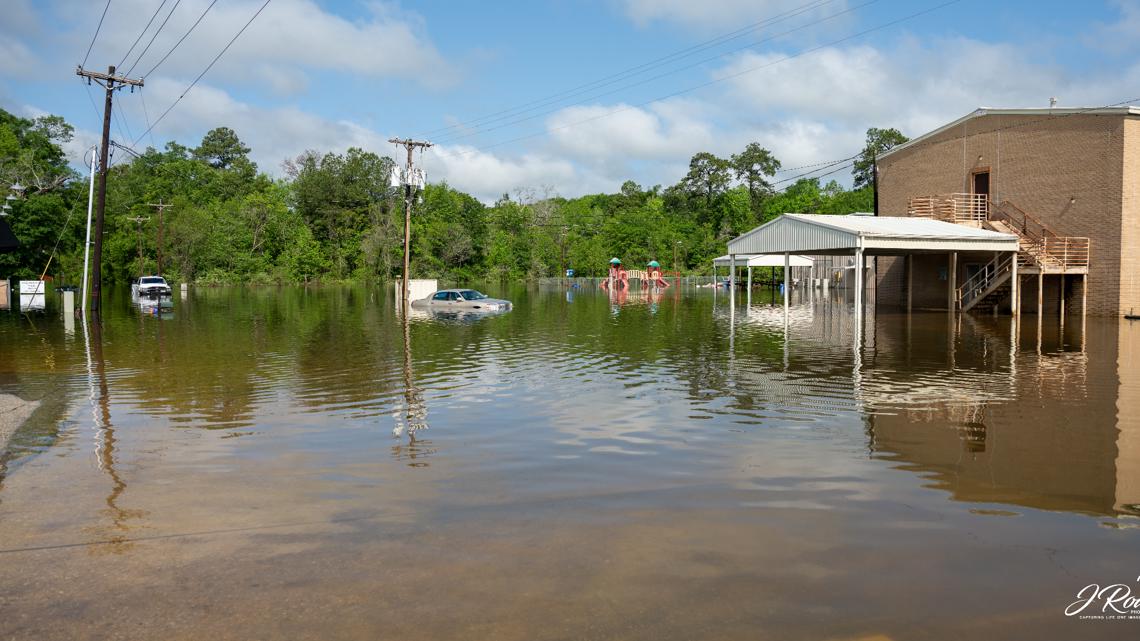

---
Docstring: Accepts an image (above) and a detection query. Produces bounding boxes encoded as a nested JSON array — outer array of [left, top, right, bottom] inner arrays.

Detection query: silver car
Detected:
[[411, 289, 512, 311]]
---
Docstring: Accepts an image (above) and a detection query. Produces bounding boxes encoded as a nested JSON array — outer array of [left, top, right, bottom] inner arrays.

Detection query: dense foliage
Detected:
[[0, 108, 900, 283]]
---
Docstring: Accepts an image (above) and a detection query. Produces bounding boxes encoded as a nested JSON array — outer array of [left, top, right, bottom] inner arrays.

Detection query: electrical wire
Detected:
[[440, 0, 964, 158], [139, 90, 158, 149], [142, 0, 219, 79], [125, 0, 183, 77], [81, 0, 113, 68], [430, 0, 880, 146], [420, 0, 842, 139], [118, 0, 169, 70], [132, 0, 273, 147]]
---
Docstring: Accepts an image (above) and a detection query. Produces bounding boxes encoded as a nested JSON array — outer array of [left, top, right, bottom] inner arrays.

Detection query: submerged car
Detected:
[[410, 289, 512, 311]]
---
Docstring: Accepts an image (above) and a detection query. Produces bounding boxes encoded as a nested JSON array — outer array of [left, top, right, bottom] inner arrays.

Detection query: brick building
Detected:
[[875, 107, 1139, 317]]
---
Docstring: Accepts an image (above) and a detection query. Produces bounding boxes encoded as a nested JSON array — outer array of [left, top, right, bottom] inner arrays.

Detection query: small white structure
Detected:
[[395, 279, 438, 305], [18, 280, 46, 311], [713, 253, 815, 292]]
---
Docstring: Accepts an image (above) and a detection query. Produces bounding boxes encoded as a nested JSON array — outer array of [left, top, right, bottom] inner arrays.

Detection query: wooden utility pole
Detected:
[[76, 65, 143, 314], [127, 215, 149, 278], [388, 138, 432, 309], [146, 200, 171, 274]]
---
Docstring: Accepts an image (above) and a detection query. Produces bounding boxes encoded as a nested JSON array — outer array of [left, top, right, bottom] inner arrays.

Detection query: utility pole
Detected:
[[388, 138, 432, 310], [127, 215, 149, 278], [76, 65, 143, 314], [146, 200, 171, 274]]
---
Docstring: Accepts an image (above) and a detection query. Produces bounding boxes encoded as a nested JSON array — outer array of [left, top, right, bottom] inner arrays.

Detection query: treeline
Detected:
[[0, 108, 906, 284]]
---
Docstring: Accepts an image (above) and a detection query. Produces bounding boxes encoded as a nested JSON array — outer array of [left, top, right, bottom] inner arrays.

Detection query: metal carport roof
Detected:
[[712, 254, 813, 267], [727, 214, 1018, 256]]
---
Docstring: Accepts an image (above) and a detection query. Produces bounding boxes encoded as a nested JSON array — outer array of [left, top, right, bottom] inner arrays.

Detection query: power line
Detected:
[[139, 90, 157, 149], [81, 0, 113, 68], [440, 0, 963, 158], [142, 0, 220, 79], [132, 0, 273, 147], [118, 0, 170, 69], [125, 0, 183, 77], [431, 0, 880, 146], [420, 0, 841, 139]]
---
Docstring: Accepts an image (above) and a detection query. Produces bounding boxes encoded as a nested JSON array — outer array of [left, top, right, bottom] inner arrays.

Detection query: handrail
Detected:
[[957, 253, 1013, 310], [908, 195, 1091, 270], [907, 193, 988, 223], [991, 200, 1090, 268]]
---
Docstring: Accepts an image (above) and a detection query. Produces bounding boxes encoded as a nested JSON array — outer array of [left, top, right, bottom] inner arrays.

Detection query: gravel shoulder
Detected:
[[0, 393, 39, 452]]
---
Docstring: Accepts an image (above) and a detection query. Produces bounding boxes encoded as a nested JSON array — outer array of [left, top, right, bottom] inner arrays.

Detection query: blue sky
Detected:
[[1, 0, 1136, 201]]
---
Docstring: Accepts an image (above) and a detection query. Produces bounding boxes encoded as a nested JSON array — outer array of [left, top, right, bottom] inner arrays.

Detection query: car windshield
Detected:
[[140, 277, 165, 285], [459, 290, 487, 300]]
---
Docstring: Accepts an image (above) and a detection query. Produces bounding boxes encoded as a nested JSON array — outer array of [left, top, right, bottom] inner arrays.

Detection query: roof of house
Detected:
[[726, 214, 1019, 256], [879, 106, 1140, 160]]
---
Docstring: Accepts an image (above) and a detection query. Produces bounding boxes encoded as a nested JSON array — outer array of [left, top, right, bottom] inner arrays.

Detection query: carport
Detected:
[[724, 214, 1020, 328]]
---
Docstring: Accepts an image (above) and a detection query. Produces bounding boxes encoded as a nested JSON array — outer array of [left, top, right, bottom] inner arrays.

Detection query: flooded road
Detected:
[[1, 284, 1138, 640]]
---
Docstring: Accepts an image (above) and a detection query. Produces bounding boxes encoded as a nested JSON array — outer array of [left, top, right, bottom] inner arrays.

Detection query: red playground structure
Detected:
[[599, 258, 675, 290]]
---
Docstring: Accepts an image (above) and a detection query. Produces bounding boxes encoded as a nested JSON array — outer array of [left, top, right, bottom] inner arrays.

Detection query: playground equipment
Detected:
[[599, 258, 675, 290]]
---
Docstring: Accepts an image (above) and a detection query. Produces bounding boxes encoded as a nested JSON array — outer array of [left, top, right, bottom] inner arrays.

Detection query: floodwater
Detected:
[[1, 284, 1138, 640]]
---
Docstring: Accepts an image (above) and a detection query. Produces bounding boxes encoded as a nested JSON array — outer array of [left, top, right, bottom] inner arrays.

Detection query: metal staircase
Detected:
[[909, 194, 1091, 313], [957, 253, 1014, 313], [983, 201, 1089, 272]]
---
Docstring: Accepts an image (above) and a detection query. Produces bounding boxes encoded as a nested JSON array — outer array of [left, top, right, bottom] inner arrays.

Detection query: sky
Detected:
[[1, 0, 1137, 202]]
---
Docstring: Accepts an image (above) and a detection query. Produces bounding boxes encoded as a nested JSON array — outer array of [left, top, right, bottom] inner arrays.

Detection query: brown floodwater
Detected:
[[1, 284, 1138, 640]]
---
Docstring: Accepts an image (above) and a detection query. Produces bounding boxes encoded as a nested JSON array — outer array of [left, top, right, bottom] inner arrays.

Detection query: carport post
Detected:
[[906, 254, 913, 314], [729, 254, 736, 307], [947, 252, 958, 313], [1010, 253, 1018, 316], [854, 246, 865, 343], [747, 266, 752, 306], [783, 252, 790, 325]]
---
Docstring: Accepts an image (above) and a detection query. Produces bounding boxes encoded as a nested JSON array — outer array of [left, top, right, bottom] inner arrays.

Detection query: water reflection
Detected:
[[83, 319, 145, 551], [392, 312, 431, 464], [1, 285, 1139, 639]]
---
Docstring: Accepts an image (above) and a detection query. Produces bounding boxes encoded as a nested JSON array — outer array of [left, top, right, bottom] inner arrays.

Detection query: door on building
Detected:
[[971, 169, 991, 219], [972, 171, 990, 196]]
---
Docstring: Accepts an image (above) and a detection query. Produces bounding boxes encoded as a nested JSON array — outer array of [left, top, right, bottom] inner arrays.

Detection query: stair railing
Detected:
[[989, 200, 1090, 268], [957, 253, 1013, 310]]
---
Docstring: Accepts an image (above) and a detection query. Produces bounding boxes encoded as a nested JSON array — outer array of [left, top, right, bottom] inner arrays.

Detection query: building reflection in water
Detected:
[[730, 293, 1138, 518]]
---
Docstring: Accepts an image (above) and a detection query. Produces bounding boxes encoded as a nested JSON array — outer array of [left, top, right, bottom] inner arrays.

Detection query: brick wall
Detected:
[[1122, 119, 1140, 316], [877, 112, 1131, 316]]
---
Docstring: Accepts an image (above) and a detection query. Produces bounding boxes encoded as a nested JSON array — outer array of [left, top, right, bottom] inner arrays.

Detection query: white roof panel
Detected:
[[727, 214, 1018, 256], [713, 254, 814, 267]]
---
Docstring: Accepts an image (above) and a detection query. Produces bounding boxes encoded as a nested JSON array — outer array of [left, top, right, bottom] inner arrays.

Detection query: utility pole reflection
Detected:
[[392, 312, 431, 465]]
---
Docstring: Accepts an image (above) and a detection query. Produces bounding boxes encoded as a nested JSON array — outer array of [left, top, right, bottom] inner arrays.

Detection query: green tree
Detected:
[[853, 127, 909, 189], [730, 143, 781, 207]]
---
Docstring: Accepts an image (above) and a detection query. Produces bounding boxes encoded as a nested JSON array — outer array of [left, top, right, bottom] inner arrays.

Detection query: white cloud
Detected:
[[426, 146, 588, 203], [1085, 0, 1140, 53], [57, 0, 456, 92], [0, 36, 39, 78], [60, 79, 598, 203], [546, 100, 713, 163]]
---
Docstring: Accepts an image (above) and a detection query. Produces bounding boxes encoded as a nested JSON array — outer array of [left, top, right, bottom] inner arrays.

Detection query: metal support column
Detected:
[[1010, 254, 1019, 316], [906, 254, 913, 314], [783, 252, 790, 327], [947, 252, 958, 313]]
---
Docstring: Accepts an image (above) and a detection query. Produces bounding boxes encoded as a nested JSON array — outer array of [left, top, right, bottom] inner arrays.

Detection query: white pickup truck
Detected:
[[132, 276, 173, 298]]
